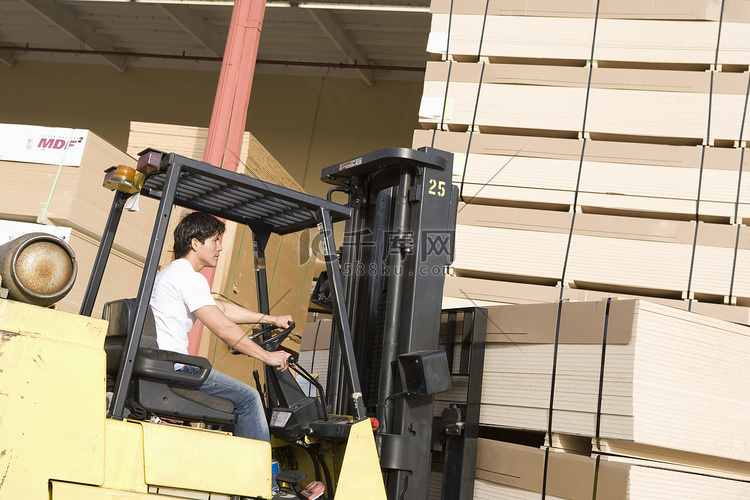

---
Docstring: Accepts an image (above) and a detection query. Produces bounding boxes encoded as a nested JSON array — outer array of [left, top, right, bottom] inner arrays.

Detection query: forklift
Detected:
[[0, 146, 485, 499]]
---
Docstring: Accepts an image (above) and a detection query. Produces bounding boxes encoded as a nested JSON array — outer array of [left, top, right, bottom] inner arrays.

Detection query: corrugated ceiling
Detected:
[[0, 0, 432, 82]]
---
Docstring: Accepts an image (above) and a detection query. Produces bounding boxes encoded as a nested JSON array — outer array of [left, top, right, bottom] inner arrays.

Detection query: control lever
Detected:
[[253, 369, 268, 414]]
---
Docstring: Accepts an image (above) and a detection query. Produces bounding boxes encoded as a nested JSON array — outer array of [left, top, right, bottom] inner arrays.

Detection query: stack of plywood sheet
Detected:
[[435, 298, 750, 497], [0, 124, 159, 317], [127, 121, 302, 192], [472, 438, 750, 500], [127, 121, 317, 385], [416, 0, 750, 325], [419, 62, 750, 144], [417, 4, 750, 496], [453, 203, 750, 303], [416, 129, 750, 221], [427, 0, 750, 65], [441, 274, 750, 325], [297, 319, 332, 393]]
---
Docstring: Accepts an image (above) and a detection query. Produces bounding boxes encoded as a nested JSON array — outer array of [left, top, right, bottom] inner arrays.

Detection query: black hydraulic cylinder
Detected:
[[376, 167, 412, 431]]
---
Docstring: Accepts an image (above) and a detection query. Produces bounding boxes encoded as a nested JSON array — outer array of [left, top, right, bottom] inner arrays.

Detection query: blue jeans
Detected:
[[179, 365, 270, 443]]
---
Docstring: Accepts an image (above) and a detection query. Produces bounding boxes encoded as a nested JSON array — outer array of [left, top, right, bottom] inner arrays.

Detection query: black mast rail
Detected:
[[320, 146, 458, 500]]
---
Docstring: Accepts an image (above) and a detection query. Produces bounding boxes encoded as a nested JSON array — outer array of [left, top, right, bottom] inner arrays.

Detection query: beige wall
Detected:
[[0, 60, 423, 198], [246, 75, 425, 197]]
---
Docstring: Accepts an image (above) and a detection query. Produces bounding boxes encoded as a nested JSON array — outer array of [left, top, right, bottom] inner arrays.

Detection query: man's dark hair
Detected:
[[173, 212, 226, 259]]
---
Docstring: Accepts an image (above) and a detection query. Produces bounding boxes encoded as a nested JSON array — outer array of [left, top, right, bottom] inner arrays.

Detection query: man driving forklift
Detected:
[[150, 211, 293, 442]]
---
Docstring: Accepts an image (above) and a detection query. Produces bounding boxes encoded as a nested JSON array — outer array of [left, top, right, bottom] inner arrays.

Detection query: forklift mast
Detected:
[[320, 147, 459, 500]]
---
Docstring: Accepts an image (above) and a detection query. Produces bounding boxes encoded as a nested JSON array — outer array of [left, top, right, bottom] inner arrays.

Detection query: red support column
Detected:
[[188, 0, 267, 355], [204, 0, 267, 172]]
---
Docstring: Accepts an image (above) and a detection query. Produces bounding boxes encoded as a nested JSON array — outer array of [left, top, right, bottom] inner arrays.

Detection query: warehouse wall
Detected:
[[0, 60, 423, 198]]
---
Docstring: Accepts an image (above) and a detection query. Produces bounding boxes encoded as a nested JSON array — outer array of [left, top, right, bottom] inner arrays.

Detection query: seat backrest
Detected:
[[102, 298, 237, 425], [104, 298, 157, 344], [103, 298, 157, 376]]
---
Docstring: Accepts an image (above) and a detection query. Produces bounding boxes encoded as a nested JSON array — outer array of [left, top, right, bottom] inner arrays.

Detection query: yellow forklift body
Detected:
[[0, 298, 271, 499], [334, 419, 387, 500], [0, 299, 107, 498]]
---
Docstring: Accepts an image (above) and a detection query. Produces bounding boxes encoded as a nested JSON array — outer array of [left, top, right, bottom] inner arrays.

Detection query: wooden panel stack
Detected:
[[435, 299, 750, 498], [0, 129, 159, 317], [297, 319, 332, 393], [452, 203, 750, 303], [418, 2, 750, 497], [127, 121, 317, 385], [415, 0, 750, 323], [472, 438, 750, 500]]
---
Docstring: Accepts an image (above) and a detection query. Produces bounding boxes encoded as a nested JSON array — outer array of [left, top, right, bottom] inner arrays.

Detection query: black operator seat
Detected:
[[103, 298, 237, 425]]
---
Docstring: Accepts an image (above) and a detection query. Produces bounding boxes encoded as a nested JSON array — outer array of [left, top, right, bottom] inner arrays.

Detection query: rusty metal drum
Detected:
[[0, 232, 77, 307]]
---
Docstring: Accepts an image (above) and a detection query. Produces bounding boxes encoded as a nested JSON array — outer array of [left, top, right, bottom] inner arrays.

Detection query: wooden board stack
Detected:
[[442, 274, 750, 325], [0, 128, 159, 317], [435, 298, 750, 498], [127, 120, 302, 191], [297, 319, 332, 393], [453, 202, 750, 303], [472, 438, 750, 500], [127, 121, 316, 384], [414, 0, 750, 325]]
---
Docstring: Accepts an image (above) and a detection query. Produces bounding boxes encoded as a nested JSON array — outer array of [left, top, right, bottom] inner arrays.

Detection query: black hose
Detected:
[[312, 445, 333, 495], [302, 445, 322, 483]]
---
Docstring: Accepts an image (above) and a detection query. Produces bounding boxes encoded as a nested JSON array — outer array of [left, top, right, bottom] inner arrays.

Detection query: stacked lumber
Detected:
[[419, 62, 750, 144], [297, 319, 332, 393], [416, 129, 750, 221], [428, 0, 750, 64], [127, 121, 315, 385], [429, 0, 727, 21], [452, 203, 750, 304], [416, 0, 750, 325], [0, 125, 158, 318], [441, 275, 750, 325], [127, 121, 303, 191], [472, 438, 750, 500], [436, 298, 750, 496], [479, 299, 750, 460]]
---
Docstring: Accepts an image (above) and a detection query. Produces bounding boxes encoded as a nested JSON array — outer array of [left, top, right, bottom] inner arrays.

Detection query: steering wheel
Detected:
[[248, 321, 296, 351], [230, 322, 296, 355]]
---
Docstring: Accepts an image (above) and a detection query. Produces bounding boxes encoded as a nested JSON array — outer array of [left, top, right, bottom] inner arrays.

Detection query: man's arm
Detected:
[[194, 304, 291, 370], [215, 300, 293, 329]]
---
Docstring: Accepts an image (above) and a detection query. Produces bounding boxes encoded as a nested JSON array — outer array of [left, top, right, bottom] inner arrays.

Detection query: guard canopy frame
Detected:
[[80, 149, 351, 422], [140, 148, 350, 235]]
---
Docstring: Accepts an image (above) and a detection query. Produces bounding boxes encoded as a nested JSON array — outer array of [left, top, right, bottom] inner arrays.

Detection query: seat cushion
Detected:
[[169, 385, 235, 414]]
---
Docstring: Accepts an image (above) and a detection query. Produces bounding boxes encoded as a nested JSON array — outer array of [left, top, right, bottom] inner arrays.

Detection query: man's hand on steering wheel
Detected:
[[270, 314, 293, 329], [263, 317, 295, 371], [266, 349, 293, 371], [250, 318, 296, 352]]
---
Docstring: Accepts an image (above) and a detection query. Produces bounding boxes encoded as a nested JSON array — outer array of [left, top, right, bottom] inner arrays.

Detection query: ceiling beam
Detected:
[[21, 0, 127, 71], [307, 9, 374, 85], [157, 5, 225, 57]]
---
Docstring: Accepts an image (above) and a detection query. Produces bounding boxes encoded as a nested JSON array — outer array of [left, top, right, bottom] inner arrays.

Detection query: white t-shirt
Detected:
[[149, 258, 216, 355]]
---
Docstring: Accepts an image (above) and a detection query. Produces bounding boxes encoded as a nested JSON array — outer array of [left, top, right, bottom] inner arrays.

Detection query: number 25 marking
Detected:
[[428, 179, 446, 197]]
